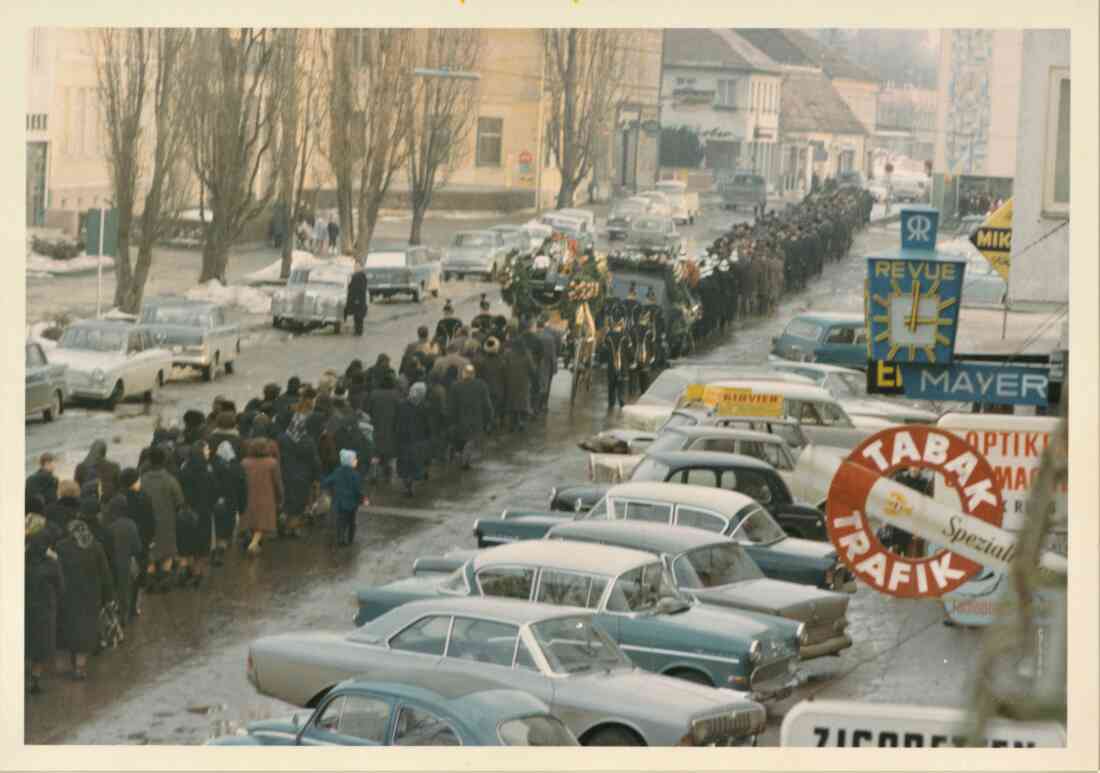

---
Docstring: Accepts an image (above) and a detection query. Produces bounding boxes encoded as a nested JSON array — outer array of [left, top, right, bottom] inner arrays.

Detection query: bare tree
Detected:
[[272, 29, 326, 277], [322, 29, 415, 257], [406, 29, 482, 245], [93, 28, 191, 313], [544, 29, 632, 208], [182, 29, 281, 283]]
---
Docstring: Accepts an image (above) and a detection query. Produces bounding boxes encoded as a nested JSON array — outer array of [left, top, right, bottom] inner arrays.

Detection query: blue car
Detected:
[[770, 312, 868, 370]]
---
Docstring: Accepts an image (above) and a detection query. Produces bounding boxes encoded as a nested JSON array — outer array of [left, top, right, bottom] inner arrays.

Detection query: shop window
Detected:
[[1043, 69, 1070, 216]]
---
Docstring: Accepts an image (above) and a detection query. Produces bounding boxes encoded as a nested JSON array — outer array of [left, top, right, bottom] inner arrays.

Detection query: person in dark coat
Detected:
[[26, 452, 59, 508], [345, 265, 369, 336], [140, 446, 184, 591], [502, 338, 534, 431], [277, 412, 322, 537], [272, 377, 302, 431], [368, 372, 402, 481], [536, 318, 560, 412], [178, 440, 217, 587], [305, 394, 332, 444], [476, 336, 507, 432], [365, 354, 396, 394], [78, 496, 116, 582], [395, 383, 431, 497], [102, 496, 142, 623], [74, 439, 108, 489], [25, 516, 64, 694], [55, 518, 113, 680], [328, 218, 340, 252], [118, 467, 153, 616], [425, 371, 451, 464], [210, 436, 247, 565], [448, 365, 494, 469], [46, 479, 82, 532]]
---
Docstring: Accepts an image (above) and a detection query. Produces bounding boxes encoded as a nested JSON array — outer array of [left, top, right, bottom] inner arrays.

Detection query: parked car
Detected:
[[889, 175, 930, 203], [554, 208, 597, 232], [25, 340, 67, 422], [52, 320, 172, 407], [441, 230, 510, 281], [624, 215, 683, 254], [248, 597, 767, 746], [474, 482, 854, 592], [634, 191, 672, 219], [488, 225, 531, 257], [139, 296, 240, 381], [718, 173, 766, 213], [768, 361, 938, 424], [542, 521, 852, 659], [770, 312, 868, 369], [363, 247, 442, 303], [271, 263, 355, 333], [541, 213, 596, 254], [654, 180, 700, 225], [605, 199, 650, 241], [212, 671, 577, 746], [357, 542, 801, 703]]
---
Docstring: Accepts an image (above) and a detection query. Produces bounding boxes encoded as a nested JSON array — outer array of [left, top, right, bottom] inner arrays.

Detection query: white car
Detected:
[[52, 319, 173, 407], [635, 190, 672, 219], [654, 181, 700, 225], [768, 361, 938, 424]]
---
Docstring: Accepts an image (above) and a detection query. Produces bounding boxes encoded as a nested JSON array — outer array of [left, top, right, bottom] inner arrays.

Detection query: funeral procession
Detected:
[[19, 21, 1082, 758]]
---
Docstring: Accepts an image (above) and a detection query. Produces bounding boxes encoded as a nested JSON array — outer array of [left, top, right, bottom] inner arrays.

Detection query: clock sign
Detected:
[[866, 256, 966, 364]]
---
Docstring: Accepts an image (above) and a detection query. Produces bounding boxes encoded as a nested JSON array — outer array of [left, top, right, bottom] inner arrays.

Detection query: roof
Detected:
[[706, 379, 836, 403], [394, 596, 594, 626], [733, 29, 818, 69], [606, 481, 758, 514], [473, 539, 657, 577], [549, 520, 729, 556], [771, 361, 863, 377], [780, 70, 867, 136], [732, 29, 878, 83], [364, 252, 407, 267], [644, 449, 773, 471], [70, 318, 136, 329], [664, 29, 779, 73], [663, 425, 788, 444]]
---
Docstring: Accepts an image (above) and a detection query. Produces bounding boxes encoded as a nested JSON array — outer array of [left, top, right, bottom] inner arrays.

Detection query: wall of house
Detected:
[[1007, 29, 1069, 308], [832, 78, 879, 135]]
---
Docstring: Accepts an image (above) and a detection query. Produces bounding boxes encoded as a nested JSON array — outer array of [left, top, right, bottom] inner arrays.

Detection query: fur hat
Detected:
[[484, 336, 501, 354]]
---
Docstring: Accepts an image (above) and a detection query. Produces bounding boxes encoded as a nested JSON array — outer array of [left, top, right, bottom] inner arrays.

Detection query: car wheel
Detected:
[[412, 285, 422, 303], [43, 390, 62, 422], [106, 380, 124, 409], [273, 316, 282, 329], [583, 726, 644, 746], [332, 321, 342, 334], [667, 668, 713, 687], [225, 355, 235, 375], [443, 271, 452, 281]]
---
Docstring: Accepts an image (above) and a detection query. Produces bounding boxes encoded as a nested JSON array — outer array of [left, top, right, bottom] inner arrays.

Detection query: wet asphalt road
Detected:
[[24, 210, 982, 746]]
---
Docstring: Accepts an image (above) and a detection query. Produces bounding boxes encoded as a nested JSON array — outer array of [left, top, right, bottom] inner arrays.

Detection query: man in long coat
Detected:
[[502, 338, 534, 431], [368, 372, 402, 481], [345, 266, 369, 336], [140, 446, 184, 590], [448, 364, 494, 469], [536, 318, 560, 412]]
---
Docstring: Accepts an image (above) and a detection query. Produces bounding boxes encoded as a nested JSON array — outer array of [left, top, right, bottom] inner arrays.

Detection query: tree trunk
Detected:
[[119, 242, 154, 313], [199, 226, 229, 283], [408, 190, 430, 246], [112, 239, 134, 310], [336, 176, 355, 254], [280, 206, 294, 277]]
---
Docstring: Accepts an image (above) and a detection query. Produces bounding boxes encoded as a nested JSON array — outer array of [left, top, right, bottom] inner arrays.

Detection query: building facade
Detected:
[[874, 84, 936, 162], [1007, 30, 1069, 310]]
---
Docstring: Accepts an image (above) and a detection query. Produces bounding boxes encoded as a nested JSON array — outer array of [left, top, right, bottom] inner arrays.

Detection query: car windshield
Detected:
[[365, 253, 407, 268], [528, 616, 630, 674], [732, 506, 787, 545], [605, 562, 690, 614], [498, 715, 578, 746], [785, 319, 825, 341], [140, 307, 210, 327], [673, 543, 764, 589], [824, 372, 866, 398], [438, 568, 469, 594], [630, 458, 671, 482], [59, 327, 124, 352], [453, 233, 491, 247]]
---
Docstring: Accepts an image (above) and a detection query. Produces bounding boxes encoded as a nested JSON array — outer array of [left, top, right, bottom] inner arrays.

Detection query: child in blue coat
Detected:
[[321, 449, 369, 546]]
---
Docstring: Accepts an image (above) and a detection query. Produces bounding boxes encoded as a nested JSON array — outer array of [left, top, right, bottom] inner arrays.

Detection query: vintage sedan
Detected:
[[625, 215, 683, 254], [248, 597, 767, 746], [139, 297, 240, 381], [605, 198, 650, 240], [489, 225, 532, 257], [542, 521, 852, 659], [474, 482, 854, 593], [212, 670, 577, 746], [441, 230, 510, 281], [768, 361, 938, 425], [363, 247, 441, 303], [357, 541, 802, 703], [25, 340, 67, 422], [271, 263, 355, 333], [52, 320, 172, 407]]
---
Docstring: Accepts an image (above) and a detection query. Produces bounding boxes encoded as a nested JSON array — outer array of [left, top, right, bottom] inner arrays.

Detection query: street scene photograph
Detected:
[[14, 13, 1088, 765]]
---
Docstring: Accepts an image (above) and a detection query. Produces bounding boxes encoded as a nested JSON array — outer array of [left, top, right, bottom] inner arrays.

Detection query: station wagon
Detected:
[[364, 247, 442, 303], [139, 296, 240, 381], [770, 312, 868, 369]]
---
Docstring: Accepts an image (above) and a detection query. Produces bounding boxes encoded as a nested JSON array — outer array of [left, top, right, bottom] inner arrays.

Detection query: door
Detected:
[[124, 332, 150, 393], [25, 344, 49, 414]]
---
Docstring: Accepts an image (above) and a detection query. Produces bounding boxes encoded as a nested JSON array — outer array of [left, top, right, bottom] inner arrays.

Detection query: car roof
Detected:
[[69, 318, 136, 329], [643, 449, 773, 471], [490, 224, 522, 232], [340, 668, 519, 701], [472, 539, 657, 577], [606, 481, 758, 513], [549, 520, 727, 555], [456, 229, 493, 236], [142, 296, 219, 309], [392, 596, 596, 625], [789, 311, 865, 325], [706, 379, 837, 403], [663, 425, 787, 444], [771, 361, 863, 377]]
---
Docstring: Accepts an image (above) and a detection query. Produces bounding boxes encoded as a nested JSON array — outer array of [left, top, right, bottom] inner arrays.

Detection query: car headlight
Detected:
[[92, 368, 106, 383], [796, 622, 808, 646], [749, 639, 761, 663]]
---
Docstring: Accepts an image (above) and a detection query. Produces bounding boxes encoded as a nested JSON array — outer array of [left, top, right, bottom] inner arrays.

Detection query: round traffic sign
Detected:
[[825, 425, 1005, 598]]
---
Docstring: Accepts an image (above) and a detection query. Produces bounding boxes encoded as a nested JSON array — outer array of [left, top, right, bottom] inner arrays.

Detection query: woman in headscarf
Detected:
[[395, 382, 431, 497], [211, 435, 247, 565], [45, 480, 81, 532], [25, 515, 64, 694], [55, 518, 113, 680], [74, 439, 108, 489], [102, 496, 141, 623], [241, 438, 283, 556], [178, 439, 217, 587], [119, 467, 153, 616], [277, 409, 322, 538]]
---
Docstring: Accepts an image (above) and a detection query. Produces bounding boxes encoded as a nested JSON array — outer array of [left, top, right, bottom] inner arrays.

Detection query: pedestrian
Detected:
[[177, 440, 217, 587], [365, 353, 396, 393], [55, 517, 113, 681], [74, 439, 108, 490], [296, 219, 311, 251], [45, 479, 81, 533], [101, 495, 142, 623], [536, 318, 560, 412], [327, 218, 340, 253], [395, 382, 431, 497], [277, 411, 322, 538], [314, 215, 327, 256], [345, 263, 369, 336], [241, 439, 283, 556], [448, 364, 494, 469], [26, 452, 59, 508], [321, 449, 369, 546], [25, 515, 64, 695], [477, 336, 506, 432], [502, 337, 534, 431], [272, 376, 302, 431], [425, 370, 451, 464], [368, 371, 402, 481], [140, 446, 184, 592]]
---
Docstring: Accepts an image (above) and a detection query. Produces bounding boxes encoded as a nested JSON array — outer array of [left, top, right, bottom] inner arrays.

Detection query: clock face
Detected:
[[866, 257, 966, 364]]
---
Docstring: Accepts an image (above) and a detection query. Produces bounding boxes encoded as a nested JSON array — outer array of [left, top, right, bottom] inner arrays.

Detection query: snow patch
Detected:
[[243, 251, 358, 285], [27, 252, 115, 276], [937, 237, 982, 261], [185, 280, 273, 315]]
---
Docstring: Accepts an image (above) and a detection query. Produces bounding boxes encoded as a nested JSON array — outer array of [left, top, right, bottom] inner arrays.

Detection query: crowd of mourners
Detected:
[[23, 298, 560, 695]]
